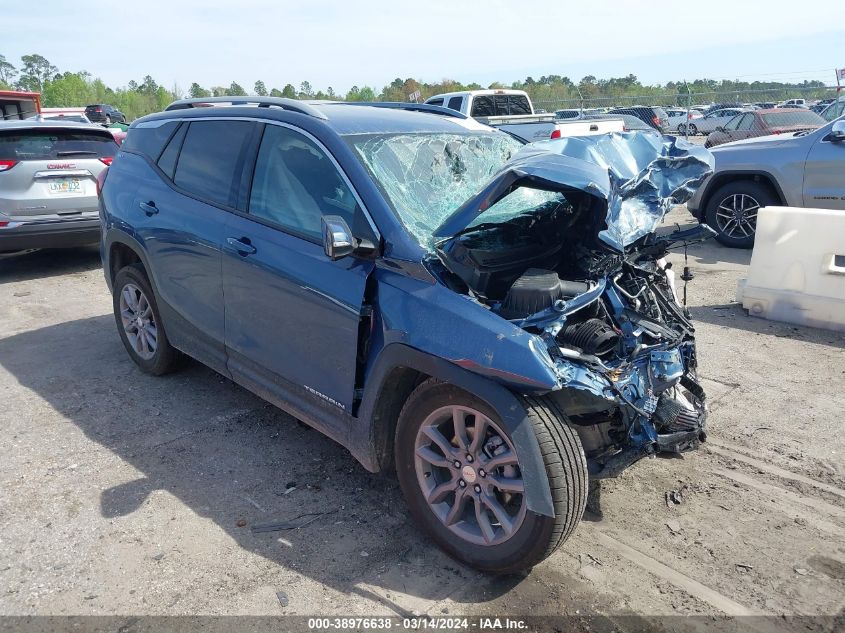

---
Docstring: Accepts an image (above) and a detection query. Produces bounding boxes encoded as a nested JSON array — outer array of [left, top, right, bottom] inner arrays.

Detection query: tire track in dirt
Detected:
[[588, 529, 773, 618], [711, 467, 845, 536], [707, 441, 845, 501]]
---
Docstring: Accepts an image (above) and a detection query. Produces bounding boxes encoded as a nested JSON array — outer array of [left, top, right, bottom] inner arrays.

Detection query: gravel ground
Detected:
[[1, 207, 843, 630]]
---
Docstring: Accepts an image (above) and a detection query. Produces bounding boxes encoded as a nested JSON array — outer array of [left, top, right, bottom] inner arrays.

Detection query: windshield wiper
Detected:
[[56, 150, 98, 156]]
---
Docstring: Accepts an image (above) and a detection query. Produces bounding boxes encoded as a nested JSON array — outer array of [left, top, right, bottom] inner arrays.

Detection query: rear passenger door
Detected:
[[132, 118, 255, 374], [221, 122, 378, 416]]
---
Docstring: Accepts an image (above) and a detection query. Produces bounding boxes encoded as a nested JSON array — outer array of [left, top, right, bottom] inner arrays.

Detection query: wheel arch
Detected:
[[700, 171, 786, 215], [353, 343, 556, 518], [103, 230, 155, 294]]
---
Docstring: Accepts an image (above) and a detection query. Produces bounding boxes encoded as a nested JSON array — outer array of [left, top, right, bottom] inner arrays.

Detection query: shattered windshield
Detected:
[[349, 132, 556, 247]]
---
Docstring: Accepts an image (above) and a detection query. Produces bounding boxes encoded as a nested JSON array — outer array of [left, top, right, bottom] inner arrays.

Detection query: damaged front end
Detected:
[[432, 132, 715, 478]]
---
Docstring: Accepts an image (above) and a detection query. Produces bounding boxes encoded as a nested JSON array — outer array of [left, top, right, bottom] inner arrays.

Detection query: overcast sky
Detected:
[[3, 0, 844, 92]]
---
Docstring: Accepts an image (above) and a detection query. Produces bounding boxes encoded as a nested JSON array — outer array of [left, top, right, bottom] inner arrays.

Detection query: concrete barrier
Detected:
[[736, 206, 845, 332]]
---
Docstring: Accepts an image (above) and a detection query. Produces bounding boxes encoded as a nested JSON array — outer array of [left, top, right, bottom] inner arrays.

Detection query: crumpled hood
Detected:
[[433, 132, 714, 252]]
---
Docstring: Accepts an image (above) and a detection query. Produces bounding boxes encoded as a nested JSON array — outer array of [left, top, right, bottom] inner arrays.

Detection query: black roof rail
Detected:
[[336, 102, 469, 119], [164, 96, 328, 120]]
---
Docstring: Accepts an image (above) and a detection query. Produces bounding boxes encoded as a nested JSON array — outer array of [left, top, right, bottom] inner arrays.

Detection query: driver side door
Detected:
[[222, 122, 379, 420], [803, 127, 845, 210]]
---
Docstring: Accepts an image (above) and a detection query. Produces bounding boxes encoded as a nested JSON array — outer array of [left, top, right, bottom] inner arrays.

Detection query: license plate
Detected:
[[48, 179, 84, 195]]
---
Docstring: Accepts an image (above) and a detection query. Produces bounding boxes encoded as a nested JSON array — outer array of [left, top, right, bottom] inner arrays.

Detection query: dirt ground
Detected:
[[1, 207, 843, 630]]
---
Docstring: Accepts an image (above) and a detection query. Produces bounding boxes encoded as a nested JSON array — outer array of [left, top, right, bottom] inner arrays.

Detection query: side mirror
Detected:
[[830, 120, 845, 143], [321, 215, 355, 261]]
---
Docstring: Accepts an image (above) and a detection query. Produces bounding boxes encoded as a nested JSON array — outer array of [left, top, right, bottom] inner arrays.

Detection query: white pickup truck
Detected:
[[424, 89, 622, 142]]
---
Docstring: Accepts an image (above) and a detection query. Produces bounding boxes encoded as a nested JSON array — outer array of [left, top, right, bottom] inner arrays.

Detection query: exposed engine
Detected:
[[435, 197, 711, 478], [431, 131, 715, 478]]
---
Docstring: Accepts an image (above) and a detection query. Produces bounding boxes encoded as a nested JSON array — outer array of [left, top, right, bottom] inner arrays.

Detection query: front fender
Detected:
[[356, 343, 556, 518], [374, 267, 561, 392]]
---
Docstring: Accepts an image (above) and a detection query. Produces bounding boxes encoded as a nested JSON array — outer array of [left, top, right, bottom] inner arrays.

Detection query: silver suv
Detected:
[[0, 121, 116, 252], [688, 117, 845, 248]]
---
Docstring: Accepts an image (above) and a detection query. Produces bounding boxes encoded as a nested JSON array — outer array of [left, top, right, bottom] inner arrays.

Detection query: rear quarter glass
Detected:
[[121, 121, 180, 160]]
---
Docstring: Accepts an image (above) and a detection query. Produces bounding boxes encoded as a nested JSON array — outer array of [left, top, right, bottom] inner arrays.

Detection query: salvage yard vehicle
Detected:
[[425, 89, 622, 142], [681, 107, 750, 136], [84, 104, 126, 124], [100, 97, 712, 573], [665, 107, 702, 132], [703, 108, 825, 148], [607, 106, 670, 133], [0, 120, 117, 252], [689, 117, 845, 248]]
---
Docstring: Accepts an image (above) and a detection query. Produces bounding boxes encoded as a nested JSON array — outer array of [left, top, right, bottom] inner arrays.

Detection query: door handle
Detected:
[[139, 201, 158, 216], [226, 236, 257, 256]]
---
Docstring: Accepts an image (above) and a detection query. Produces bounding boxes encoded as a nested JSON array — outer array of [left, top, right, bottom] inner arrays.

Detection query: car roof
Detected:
[[426, 89, 529, 99], [138, 100, 496, 136], [759, 107, 814, 113]]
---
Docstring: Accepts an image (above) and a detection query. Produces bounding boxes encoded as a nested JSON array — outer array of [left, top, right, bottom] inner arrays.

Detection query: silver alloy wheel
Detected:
[[414, 405, 527, 546], [687, 123, 697, 136], [678, 123, 687, 135], [119, 282, 158, 360], [714, 193, 760, 239]]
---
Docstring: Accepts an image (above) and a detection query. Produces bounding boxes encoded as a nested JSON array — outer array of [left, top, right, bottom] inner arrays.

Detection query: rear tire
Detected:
[[104, 115, 111, 125], [704, 180, 777, 249], [687, 123, 698, 136], [113, 264, 179, 375], [395, 379, 587, 574]]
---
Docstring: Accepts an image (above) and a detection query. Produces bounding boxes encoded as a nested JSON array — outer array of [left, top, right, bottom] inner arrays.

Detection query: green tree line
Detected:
[[0, 53, 833, 121]]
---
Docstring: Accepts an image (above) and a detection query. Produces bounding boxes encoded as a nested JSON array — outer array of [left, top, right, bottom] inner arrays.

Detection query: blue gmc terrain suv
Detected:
[[100, 97, 713, 573]]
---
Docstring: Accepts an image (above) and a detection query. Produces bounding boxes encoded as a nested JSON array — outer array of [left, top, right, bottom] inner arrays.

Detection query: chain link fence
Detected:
[[532, 85, 843, 141]]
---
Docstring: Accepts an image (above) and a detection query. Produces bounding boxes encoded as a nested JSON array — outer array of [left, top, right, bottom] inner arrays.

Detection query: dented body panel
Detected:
[[367, 132, 714, 479], [104, 103, 715, 519]]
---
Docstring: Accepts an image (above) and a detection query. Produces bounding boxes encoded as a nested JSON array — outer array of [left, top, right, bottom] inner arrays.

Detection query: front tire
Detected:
[[704, 180, 777, 248], [113, 264, 179, 375], [395, 379, 587, 574]]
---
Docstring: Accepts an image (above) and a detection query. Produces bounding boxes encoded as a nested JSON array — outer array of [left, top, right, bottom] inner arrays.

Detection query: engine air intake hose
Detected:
[[558, 318, 619, 357]]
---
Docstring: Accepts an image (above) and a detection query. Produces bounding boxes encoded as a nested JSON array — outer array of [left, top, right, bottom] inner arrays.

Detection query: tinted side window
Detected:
[[156, 123, 187, 180], [426, 98, 444, 107], [249, 125, 361, 241], [471, 96, 495, 117], [446, 96, 463, 112], [174, 121, 252, 207], [122, 120, 180, 160]]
